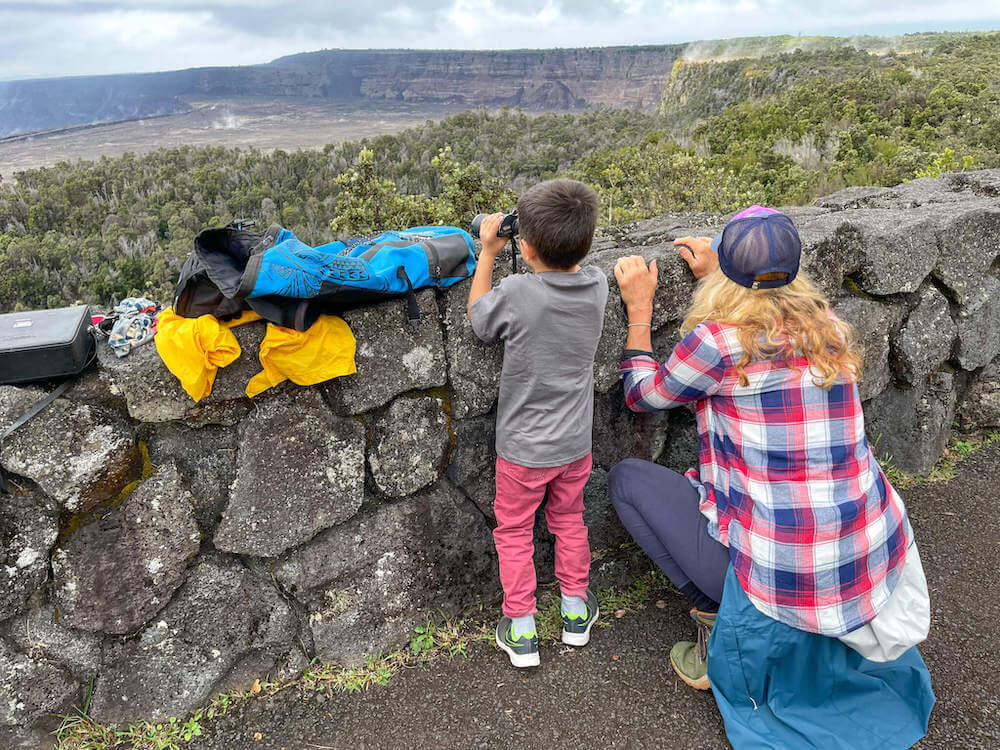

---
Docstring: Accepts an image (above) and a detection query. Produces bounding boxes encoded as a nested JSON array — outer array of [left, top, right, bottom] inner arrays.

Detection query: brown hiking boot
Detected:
[[669, 609, 716, 690]]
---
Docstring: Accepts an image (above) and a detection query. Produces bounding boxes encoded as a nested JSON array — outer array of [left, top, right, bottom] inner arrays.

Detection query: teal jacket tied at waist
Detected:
[[708, 566, 935, 749]]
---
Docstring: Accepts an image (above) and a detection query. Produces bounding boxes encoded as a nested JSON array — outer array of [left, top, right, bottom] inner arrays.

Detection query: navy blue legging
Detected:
[[608, 458, 730, 604]]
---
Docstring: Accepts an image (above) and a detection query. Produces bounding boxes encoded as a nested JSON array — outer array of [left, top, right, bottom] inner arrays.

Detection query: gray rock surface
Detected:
[[330, 291, 447, 414], [958, 356, 1000, 430], [140, 422, 238, 535], [833, 295, 902, 401], [795, 213, 865, 297], [0, 386, 139, 512], [813, 185, 894, 210], [592, 387, 668, 471], [581, 467, 627, 550], [932, 205, 1000, 304], [445, 416, 496, 489], [97, 320, 264, 424], [0, 639, 79, 748], [52, 462, 200, 634], [0, 488, 58, 623], [865, 371, 957, 475], [868, 177, 967, 209], [441, 261, 504, 419], [89, 554, 298, 724], [954, 276, 1000, 371], [275, 481, 496, 666], [890, 285, 956, 386], [214, 390, 365, 557], [369, 396, 450, 498], [946, 168, 1000, 196], [848, 210, 941, 296], [4, 601, 102, 683]]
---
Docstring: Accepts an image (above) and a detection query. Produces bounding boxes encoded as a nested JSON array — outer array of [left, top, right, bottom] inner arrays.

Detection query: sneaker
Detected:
[[561, 588, 600, 647], [669, 609, 716, 690], [495, 617, 540, 668]]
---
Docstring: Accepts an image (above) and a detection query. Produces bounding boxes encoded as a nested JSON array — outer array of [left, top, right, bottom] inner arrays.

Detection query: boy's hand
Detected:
[[478, 213, 509, 259], [614, 255, 658, 319], [674, 236, 719, 279]]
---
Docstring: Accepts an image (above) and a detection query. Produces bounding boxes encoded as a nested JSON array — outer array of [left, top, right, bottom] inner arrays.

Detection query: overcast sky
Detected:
[[2, 1, 999, 80]]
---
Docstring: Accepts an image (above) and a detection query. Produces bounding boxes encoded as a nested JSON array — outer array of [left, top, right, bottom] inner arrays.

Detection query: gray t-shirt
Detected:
[[469, 265, 609, 468]]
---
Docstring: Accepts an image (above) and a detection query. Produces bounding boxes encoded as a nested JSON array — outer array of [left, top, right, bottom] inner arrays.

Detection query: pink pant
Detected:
[[493, 453, 592, 617]]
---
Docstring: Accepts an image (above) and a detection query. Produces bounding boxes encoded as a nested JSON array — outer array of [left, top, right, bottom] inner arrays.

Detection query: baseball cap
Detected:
[[710, 205, 801, 290]]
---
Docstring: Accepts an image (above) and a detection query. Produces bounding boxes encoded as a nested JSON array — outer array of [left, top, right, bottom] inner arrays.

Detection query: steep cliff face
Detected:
[[2, 172, 1000, 744], [0, 46, 683, 137], [273, 47, 683, 109]]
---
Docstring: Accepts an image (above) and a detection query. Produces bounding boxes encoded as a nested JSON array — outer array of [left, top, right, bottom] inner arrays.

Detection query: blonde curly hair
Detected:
[[681, 269, 862, 389]]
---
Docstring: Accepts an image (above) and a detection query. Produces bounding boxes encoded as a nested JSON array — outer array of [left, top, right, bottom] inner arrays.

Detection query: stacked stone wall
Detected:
[[2, 172, 1000, 745]]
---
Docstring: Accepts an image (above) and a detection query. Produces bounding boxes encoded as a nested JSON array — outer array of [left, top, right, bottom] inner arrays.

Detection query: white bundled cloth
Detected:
[[838, 543, 930, 663]]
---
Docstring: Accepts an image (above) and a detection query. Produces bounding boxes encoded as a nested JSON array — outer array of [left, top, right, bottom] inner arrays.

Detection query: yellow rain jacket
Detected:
[[155, 308, 355, 401], [245, 316, 356, 397]]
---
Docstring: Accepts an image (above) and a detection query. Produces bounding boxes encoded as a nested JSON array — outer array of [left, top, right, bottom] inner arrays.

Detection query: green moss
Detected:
[[56, 440, 156, 544]]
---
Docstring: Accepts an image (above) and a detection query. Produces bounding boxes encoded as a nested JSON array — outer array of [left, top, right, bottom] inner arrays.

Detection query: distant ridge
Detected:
[[0, 31, 984, 138]]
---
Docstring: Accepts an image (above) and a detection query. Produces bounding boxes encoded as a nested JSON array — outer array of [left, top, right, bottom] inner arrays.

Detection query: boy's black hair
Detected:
[[516, 178, 600, 270]]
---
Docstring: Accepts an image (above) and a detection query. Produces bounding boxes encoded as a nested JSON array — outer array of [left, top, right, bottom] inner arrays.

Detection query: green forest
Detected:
[[2, 32, 999, 311]]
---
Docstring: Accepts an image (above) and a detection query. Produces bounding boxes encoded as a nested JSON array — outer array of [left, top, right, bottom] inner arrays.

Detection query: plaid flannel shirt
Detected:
[[621, 321, 911, 636]]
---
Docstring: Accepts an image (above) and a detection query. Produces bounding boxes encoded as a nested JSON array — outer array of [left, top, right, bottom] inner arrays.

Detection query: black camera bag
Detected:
[[0, 305, 97, 492]]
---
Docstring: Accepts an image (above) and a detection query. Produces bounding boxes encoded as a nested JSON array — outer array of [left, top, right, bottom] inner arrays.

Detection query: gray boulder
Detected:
[[52, 463, 200, 634], [89, 554, 298, 724], [97, 320, 264, 424], [0, 639, 79, 749], [845, 209, 941, 296], [958, 356, 1000, 430], [582, 467, 627, 551], [890, 285, 956, 385], [329, 291, 447, 415], [0, 386, 140, 512], [214, 390, 365, 557], [276, 480, 496, 666], [932, 204, 1000, 304], [4, 601, 102, 684], [795, 213, 865, 298], [833, 296, 903, 401], [865, 370, 957, 475], [140, 422, 238, 536], [592, 387, 669, 471], [445, 416, 496, 490], [954, 276, 1000, 371], [369, 396, 450, 498], [0, 488, 58, 623], [656, 406, 701, 474]]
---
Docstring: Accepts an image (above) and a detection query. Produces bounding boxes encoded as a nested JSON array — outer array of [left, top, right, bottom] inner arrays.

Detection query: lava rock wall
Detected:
[[2, 172, 1000, 745]]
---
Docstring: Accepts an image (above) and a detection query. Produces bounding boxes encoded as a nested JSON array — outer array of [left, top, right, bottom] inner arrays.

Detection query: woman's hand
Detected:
[[614, 255, 658, 321], [674, 236, 719, 279]]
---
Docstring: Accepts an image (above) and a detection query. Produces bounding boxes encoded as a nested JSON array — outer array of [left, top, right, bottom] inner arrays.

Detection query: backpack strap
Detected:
[[0, 378, 74, 493], [396, 267, 421, 330]]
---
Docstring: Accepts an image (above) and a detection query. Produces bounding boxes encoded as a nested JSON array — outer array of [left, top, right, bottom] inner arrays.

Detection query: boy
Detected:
[[467, 178, 608, 668]]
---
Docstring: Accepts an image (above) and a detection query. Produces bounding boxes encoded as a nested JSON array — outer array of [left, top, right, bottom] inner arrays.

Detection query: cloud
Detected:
[[0, 0, 998, 79]]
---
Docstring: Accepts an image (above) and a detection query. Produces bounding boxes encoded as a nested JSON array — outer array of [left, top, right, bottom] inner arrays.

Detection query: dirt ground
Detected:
[[187, 444, 1000, 750]]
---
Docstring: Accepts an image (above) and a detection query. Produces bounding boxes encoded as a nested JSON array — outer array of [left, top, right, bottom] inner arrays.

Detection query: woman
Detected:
[[610, 206, 934, 749]]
